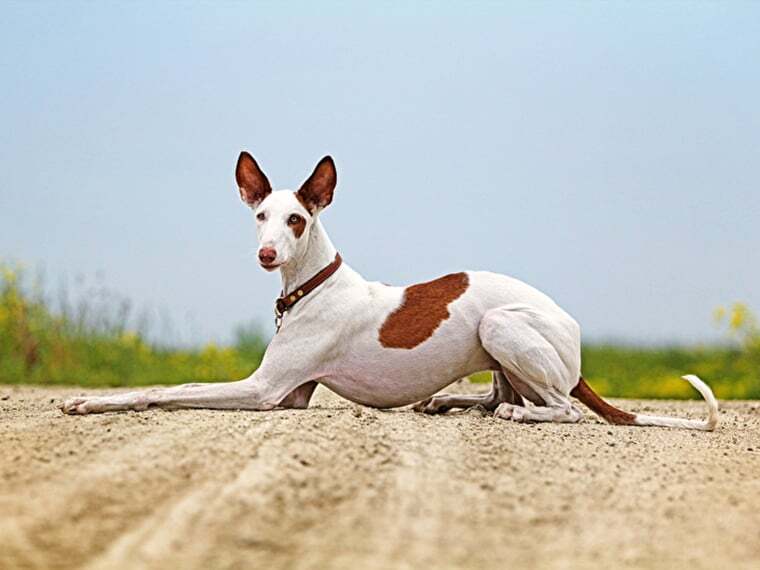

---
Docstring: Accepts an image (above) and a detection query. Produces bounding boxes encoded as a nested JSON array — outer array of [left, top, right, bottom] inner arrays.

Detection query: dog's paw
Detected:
[[59, 397, 97, 415], [412, 396, 450, 414]]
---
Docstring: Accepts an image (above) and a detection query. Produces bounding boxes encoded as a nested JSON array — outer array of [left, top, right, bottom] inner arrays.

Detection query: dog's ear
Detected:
[[296, 156, 336, 214], [236, 151, 272, 208]]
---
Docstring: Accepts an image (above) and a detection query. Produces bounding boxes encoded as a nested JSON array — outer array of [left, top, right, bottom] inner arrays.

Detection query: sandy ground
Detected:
[[1, 382, 759, 570]]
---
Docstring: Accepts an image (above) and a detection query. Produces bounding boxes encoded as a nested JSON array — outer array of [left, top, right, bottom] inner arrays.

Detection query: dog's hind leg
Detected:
[[479, 304, 584, 424], [413, 371, 522, 414]]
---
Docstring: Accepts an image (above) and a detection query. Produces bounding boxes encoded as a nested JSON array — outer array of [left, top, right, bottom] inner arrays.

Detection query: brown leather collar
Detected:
[[274, 253, 342, 331]]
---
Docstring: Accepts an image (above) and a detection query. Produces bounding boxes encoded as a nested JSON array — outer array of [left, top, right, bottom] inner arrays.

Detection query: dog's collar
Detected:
[[274, 253, 342, 332]]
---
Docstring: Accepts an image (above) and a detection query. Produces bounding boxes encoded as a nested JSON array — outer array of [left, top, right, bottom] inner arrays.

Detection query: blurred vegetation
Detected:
[[0, 262, 262, 387], [1, 261, 758, 398]]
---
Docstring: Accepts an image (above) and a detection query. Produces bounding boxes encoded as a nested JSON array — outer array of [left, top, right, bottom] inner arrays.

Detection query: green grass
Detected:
[[2, 262, 758, 398], [0, 263, 264, 387]]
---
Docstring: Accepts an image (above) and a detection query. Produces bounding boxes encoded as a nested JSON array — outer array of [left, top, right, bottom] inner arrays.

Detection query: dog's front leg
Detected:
[[59, 374, 292, 415]]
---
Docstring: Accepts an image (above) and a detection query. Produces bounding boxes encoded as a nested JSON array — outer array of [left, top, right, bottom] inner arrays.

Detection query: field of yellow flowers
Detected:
[[1, 262, 758, 398]]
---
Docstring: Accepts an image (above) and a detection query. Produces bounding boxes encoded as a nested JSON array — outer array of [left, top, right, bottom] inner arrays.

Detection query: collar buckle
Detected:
[[272, 253, 342, 334]]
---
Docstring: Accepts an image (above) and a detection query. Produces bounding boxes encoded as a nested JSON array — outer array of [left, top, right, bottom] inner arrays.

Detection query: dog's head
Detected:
[[235, 152, 336, 271]]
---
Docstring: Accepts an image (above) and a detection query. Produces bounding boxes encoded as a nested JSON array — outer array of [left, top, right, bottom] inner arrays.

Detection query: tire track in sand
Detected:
[[83, 394, 398, 570], [0, 395, 274, 570], [2, 385, 760, 570]]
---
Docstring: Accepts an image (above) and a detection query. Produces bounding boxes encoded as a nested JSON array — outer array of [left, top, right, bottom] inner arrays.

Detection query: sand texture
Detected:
[[1, 382, 759, 570]]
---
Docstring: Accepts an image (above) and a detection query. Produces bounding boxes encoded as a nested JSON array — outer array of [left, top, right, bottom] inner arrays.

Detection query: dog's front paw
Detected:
[[59, 397, 98, 415]]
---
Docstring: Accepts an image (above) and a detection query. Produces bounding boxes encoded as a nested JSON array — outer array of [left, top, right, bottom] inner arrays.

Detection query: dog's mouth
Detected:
[[260, 262, 282, 271]]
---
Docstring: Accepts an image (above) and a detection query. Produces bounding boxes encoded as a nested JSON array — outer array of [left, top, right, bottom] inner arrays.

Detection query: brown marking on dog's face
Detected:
[[236, 151, 272, 207], [287, 213, 307, 238], [379, 272, 469, 349], [296, 156, 336, 214]]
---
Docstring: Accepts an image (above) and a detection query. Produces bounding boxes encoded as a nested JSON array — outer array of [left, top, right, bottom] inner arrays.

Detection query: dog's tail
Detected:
[[570, 375, 718, 431]]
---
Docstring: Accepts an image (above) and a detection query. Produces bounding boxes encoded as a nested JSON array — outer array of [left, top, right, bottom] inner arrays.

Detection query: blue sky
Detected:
[[1, 2, 758, 345]]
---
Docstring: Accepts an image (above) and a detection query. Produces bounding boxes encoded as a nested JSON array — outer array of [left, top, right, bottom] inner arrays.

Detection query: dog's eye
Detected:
[[287, 214, 303, 226], [256, 212, 266, 221]]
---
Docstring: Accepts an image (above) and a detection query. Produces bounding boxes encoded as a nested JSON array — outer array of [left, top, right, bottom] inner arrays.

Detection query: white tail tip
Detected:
[[634, 374, 719, 431]]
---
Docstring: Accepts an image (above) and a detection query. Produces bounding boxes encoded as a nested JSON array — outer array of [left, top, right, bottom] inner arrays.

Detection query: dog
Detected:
[[60, 153, 718, 430]]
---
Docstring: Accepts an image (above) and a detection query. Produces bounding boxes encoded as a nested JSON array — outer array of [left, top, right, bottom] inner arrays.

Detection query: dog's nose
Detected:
[[258, 247, 277, 265]]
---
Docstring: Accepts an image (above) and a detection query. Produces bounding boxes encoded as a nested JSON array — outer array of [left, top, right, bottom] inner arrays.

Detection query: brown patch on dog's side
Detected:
[[379, 272, 469, 349], [570, 377, 636, 425]]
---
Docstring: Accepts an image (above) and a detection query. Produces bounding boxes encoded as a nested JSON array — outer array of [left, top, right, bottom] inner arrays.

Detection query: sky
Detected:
[[1, 2, 759, 345]]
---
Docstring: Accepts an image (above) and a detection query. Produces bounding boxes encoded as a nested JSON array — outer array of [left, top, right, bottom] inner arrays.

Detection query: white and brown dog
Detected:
[[60, 153, 718, 430]]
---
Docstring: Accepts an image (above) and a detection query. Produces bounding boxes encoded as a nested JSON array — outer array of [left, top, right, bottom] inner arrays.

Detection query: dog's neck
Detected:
[[279, 217, 338, 294]]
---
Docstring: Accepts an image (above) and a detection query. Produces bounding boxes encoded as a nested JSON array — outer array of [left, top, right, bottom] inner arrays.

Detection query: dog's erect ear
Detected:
[[296, 156, 337, 214], [236, 151, 272, 208]]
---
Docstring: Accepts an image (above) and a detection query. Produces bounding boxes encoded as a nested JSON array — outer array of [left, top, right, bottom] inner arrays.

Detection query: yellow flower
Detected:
[[201, 342, 219, 356], [120, 331, 139, 344], [1, 265, 17, 284], [730, 303, 748, 331]]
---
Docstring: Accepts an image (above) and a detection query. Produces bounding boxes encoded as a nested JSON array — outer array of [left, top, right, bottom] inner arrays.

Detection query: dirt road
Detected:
[[1, 383, 759, 570]]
